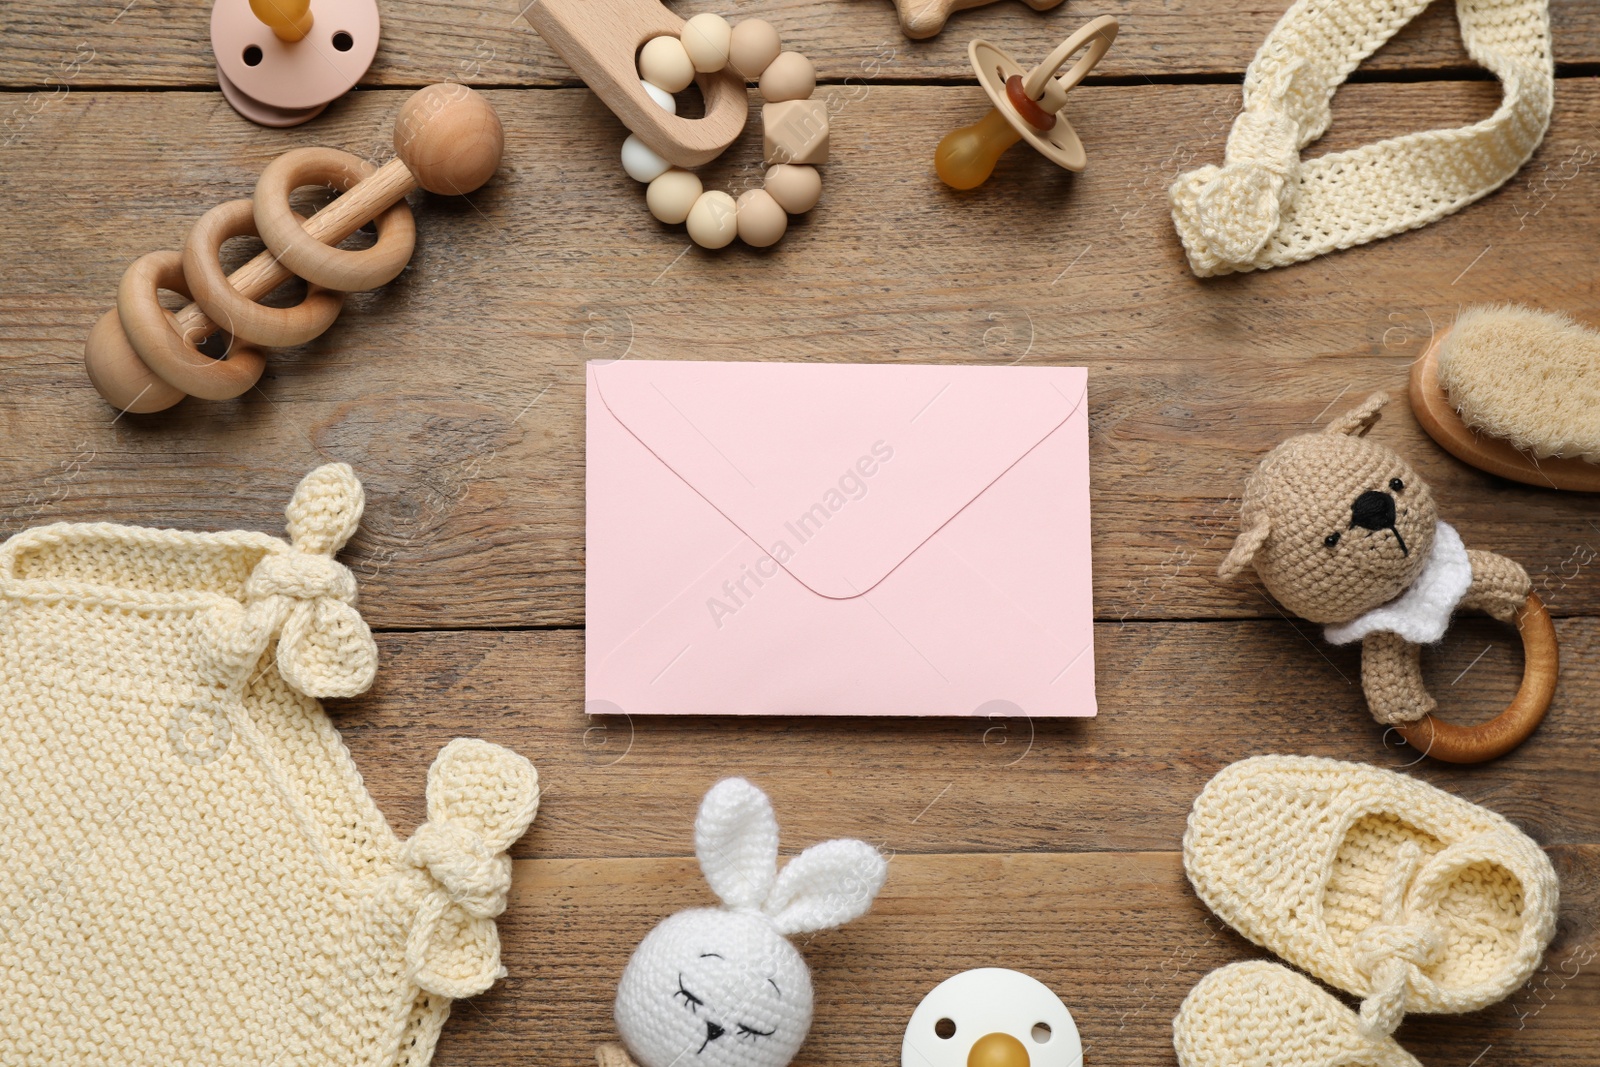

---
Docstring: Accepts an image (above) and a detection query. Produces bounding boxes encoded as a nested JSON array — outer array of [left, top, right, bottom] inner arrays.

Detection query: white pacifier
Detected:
[[902, 968, 1083, 1067]]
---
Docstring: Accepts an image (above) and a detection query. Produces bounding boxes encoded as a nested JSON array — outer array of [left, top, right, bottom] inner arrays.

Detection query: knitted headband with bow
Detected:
[[1170, 0, 1552, 276]]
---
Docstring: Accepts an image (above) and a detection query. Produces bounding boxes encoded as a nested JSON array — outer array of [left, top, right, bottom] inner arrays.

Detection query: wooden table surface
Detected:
[[3, 1, 1598, 1064]]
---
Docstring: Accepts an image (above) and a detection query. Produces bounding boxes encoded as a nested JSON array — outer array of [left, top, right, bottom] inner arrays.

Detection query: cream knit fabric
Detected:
[[1184, 756, 1558, 1037], [0, 464, 539, 1067], [1174, 961, 1421, 1067], [1170, 0, 1553, 276]]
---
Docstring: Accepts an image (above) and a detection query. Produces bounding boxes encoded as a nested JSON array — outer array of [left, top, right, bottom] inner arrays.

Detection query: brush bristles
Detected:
[[1438, 304, 1600, 463]]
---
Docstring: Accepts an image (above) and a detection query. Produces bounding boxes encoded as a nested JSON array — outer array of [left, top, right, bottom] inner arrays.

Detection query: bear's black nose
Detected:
[[1350, 490, 1396, 532], [705, 1021, 725, 1045]]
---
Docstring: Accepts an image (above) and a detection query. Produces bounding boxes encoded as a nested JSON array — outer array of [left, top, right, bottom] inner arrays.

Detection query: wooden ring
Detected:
[[253, 147, 416, 293], [115, 250, 267, 401], [183, 199, 345, 348], [1005, 75, 1057, 132], [83, 308, 187, 413], [1394, 592, 1558, 763]]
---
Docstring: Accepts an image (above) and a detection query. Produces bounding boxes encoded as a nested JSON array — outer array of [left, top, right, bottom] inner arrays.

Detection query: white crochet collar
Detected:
[[1325, 522, 1472, 646], [1169, 0, 1553, 276]]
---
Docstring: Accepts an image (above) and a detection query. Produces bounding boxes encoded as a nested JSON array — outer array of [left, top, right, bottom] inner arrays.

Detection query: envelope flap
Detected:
[[592, 361, 1087, 599]]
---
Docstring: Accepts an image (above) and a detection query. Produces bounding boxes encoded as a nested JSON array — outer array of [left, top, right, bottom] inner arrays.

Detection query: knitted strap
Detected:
[[402, 739, 540, 999], [1170, 0, 1553, 276], [1351, 841, 1440, 1036]]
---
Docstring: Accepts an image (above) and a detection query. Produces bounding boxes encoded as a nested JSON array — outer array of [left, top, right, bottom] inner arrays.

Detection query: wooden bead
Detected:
[[638, 35, 695, 93], [686, 191, 739, 249], [763, 164, 822, 213], [622, 135, 672, 183], [682, 13, 733, 73], [646, 169, 703, 225], [728, 19, 781, 80], [763, 99, 829, 164], [393, 83, 505, 195], [735, 189, 788, 247], [759, 52, 815, 102], [83, 308, 187, 413]]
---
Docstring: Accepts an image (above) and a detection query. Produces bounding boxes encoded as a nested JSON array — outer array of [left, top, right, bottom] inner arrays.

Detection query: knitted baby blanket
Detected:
[[0, 464, 538, 1067]]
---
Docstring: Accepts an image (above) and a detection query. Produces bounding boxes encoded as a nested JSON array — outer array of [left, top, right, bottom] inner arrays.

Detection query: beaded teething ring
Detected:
[[621, 15, 827, 249]]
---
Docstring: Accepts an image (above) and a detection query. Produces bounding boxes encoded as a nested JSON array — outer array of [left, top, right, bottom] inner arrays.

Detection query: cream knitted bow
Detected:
[[401, 738, 541, 999], [202, 464, 379, 698], [1170, 0, 1552, 276]]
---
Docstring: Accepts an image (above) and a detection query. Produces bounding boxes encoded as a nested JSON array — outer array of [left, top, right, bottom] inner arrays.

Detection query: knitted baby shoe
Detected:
[[1174, 961, 1420, 1067], [1184, 756, 1557, 1037]]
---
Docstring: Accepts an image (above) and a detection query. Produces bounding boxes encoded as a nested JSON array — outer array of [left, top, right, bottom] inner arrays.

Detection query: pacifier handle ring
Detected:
[[1393, 592, 1558, 763], [1023, 15, 1118, 102]]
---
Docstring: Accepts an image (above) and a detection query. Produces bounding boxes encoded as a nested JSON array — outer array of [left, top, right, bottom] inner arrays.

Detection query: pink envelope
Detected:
[[586, 360, 1095, 717]]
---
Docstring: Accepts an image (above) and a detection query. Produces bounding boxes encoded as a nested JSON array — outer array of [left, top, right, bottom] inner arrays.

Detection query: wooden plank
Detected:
[[433, 846, 1600, 1066], [1, 0, 1595, 89], [344, 623, 1600, 856], [4, 85, 1600, 627]]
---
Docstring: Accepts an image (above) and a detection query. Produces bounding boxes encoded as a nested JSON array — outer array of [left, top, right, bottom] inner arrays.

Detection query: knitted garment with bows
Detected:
[[0, 464, 539, 1067], [1169, 0, 1552, 276]]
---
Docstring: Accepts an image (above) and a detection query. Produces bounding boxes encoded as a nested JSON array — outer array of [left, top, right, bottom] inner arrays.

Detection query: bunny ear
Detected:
[[1217, 514, 1270, 581], [763, 839, 887, 936], [1324, 392, 1389, 437], [695, 778, 779, 909]]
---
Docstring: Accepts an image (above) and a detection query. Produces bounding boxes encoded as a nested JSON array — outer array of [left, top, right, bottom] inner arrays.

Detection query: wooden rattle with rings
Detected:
[[83, 84, 503, 413]]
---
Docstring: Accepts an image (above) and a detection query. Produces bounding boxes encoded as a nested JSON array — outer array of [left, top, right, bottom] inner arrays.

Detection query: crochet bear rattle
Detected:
[[599, 778, 887, 1067], [1218, 393, 1558, 763]]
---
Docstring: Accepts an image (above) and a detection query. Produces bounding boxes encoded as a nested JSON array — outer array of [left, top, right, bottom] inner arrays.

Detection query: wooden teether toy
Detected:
[[1217, 393, 1557, 764], [883, 0, 1068, 40], [212, 0, 380, 126], [1410, 305, 1600, 492], [83, 84, 503, 413], [935, 16, 1116, 191], [526, 0, 748, 168], [616, 15, 826, 249]]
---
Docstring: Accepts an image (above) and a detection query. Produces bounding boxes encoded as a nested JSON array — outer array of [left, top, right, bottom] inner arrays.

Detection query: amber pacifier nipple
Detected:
[[212, 0, 381, 126], [935, 15, 1118, 191]]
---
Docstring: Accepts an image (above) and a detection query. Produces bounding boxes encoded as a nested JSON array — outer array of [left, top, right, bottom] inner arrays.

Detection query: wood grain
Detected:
[[3, 85, 1599, 627], [1, 0, 1595, 88], [344, 622, 1600, 857]]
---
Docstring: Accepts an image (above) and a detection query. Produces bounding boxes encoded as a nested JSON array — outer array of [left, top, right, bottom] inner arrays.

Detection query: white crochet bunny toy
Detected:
[[607, 778, 888, 1067]]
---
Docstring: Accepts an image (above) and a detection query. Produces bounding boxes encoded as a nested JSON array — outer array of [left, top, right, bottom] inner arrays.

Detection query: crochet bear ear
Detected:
[[764, 838, 888, 936], [694, 777, 779, 909], [1323, 392, 1390, 438], [1218, 514, 1270, 581]]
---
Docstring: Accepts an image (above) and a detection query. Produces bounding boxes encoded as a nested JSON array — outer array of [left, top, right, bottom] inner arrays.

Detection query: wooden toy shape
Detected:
[[213, 0, 381, 126], [83, 84, 504, 414], [935, 15, 1117, 191], [525, 0, 748, 167], [887, 0, 1067, 40]]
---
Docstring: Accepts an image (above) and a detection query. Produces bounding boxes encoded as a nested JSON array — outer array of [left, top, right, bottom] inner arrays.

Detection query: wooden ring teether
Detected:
[[183, 199, 346, 347], [116, 250, 268, 400], [1393, 592, 1558, 763], [254, 148, 416, 292], [83, 84, 504, 413]]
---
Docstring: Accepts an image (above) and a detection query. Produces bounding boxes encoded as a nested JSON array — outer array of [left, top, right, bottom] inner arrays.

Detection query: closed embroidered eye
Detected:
[[1389, 478, 1404, 492], [674, 975, 704, 1013], [1324, 532, 1341, 548], [736, 1024, 775, 1040]]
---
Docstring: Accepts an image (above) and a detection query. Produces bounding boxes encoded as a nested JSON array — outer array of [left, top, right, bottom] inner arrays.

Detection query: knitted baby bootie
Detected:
[[1174, 961, 1420, 1067], [1184, 756, 1557, 1037]]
